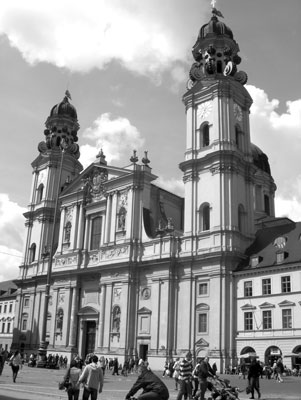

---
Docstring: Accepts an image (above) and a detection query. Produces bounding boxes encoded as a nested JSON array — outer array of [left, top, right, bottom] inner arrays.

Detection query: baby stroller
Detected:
[[206, 376, 241, 400]]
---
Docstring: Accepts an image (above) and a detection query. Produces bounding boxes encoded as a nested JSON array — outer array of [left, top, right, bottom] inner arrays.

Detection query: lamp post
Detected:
[[37, 143, 66, 367]]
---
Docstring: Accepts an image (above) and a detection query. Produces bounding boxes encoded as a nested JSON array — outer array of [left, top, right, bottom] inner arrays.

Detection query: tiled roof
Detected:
[[237, 217, 301, 271]]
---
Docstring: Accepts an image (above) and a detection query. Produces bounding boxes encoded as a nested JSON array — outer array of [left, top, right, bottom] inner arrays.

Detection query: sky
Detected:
[[1, 0, 301, 282]]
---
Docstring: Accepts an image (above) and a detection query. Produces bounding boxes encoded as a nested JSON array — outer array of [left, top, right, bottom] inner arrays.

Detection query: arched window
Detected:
[[90, 216, 102, 250], [56, 308, 64, 332], [201, 123, 210, 148], [235, 126, 240, 148], [111, 305, 121, 333], [28, 243, 36, 263], [238, 204, 245, 233], [21, 313, 28, 331], [64, 221, 72, 243], [37, 184, 44, 203], [199, 203, 210, 231], [264, 194, 270, 216]]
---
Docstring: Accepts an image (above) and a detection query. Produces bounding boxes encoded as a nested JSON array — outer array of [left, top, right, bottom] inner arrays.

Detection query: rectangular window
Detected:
[[244, 281, 253, 297], [262, 278, 271, 295], [281, 276, 291, 293], [24, 298, 30, 307], [9, 303, 13, 313], [7, 322, 11, 333], [198, 282, 208, 296], [0, 305, 2, 313], [1, 323, 5, 333], [244, 312, 253, 331], [22, 319, 27, 331], [198, 313, 208, 333], [4, 304, 7, 313], [263, 310, 272, 330], [282, 309, 292, 329], [90, 216, 102, 250]]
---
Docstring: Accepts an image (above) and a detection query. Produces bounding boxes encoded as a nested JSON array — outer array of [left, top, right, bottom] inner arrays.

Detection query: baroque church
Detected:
[[12, 7, 301, 371]]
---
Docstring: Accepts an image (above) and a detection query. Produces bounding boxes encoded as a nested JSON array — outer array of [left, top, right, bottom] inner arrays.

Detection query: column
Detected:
[[57, 207, 66, 253], [104, 195, 111, 244], [68, 286, 79, 348], [76, 203, 84, 249], [109, 192, 118, 242], [70, 205, 79, 250], [97, 283, 106, 348]]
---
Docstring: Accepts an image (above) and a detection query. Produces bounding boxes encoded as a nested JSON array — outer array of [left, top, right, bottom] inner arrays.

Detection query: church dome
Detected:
[[50, 95, 77, 120], [199, 16, 233, 39], [251, 143, 271, 175]]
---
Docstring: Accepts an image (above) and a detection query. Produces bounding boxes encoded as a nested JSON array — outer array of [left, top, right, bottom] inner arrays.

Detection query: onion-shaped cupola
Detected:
[[187, 7, 248, 89], [38, 90, 80, 159]]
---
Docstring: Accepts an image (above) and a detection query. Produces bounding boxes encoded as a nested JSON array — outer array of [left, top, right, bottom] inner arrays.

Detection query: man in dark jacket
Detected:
[[125, 365, 169, 400], [247, 358, 262, 399], [196, 356, 216, 400]]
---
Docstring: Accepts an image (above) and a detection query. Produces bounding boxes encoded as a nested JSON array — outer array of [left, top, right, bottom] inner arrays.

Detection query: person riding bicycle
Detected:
[[125, 363, 169, 400]]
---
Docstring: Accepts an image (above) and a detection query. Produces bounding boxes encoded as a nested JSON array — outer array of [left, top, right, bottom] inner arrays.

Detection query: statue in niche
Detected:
[[112, 305, 121, 333]]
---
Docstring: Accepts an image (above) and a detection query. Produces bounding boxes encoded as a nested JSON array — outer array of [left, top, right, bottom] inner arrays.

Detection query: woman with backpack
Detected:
[[63, 359, 82, 400]]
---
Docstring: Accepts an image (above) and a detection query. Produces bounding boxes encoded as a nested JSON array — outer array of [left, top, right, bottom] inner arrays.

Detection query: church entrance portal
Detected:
[[85, 321, 96, 355]]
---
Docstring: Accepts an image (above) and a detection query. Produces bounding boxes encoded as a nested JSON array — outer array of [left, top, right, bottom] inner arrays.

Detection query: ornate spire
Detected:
[[38, 92, 80, 159], [187, 6, 248, 90]]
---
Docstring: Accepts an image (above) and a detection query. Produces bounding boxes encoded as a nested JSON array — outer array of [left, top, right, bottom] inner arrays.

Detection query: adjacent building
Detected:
[[0, 280, 17, 351], [11, 7, 301, 370]]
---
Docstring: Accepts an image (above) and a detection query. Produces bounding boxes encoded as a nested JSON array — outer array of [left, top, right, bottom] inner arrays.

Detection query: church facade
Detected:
[[12, 9, 301, 371]]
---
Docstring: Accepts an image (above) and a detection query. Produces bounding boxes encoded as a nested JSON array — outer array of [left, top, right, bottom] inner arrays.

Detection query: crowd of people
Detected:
[[1, 347, 301, 400]]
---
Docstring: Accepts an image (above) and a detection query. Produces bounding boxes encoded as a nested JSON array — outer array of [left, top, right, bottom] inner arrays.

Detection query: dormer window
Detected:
[[276, 251, 288, 264], [250, 255, 263, 268]]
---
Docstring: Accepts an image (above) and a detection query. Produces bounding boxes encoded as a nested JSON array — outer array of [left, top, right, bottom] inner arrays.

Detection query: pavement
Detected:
[[0, 364, 300, 400]]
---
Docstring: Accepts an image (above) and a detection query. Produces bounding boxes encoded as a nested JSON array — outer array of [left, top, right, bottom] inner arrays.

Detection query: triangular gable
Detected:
[[278, 300, 296, 307], [195, 338, 209, 347], [259, 302, 275, 309], [241, 303, 256, 310], [137, 307, 152, 314]]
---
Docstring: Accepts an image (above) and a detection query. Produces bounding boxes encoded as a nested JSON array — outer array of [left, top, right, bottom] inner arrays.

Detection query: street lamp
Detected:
[[37, 142, 66, 367]]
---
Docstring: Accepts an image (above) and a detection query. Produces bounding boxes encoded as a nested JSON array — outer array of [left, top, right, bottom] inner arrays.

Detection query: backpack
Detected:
[[69, 368, 80, 389]]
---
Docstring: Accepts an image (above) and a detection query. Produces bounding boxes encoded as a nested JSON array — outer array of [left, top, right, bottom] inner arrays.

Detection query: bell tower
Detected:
[[180, 7, 257, 257], [21, 92, 83, 273]]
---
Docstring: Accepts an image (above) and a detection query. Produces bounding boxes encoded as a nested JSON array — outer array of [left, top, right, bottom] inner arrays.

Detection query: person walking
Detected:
[[172, 358, 181, 390], [176, 352, 193, 400], [78, 355, 103, 400], [9, 350, 22, 383], [196, 356, 215, 400], [62, 359, 82, 400], [192, 359, 201, 398], [276, 358, 284, 382], [247, 357, 262, 399], [125, 363, 169, 400]]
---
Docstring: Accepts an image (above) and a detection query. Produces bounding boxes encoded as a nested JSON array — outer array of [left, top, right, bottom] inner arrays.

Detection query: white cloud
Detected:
[[155, 176, 184, 198], [0, 194, 26, 281], [80, 113, 144, 168], [0, 0, 208, 83], [247, 85, 301, 221]]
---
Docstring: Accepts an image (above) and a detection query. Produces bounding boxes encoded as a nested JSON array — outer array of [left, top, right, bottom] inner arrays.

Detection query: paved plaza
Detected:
[[0, 364, 300, 400]]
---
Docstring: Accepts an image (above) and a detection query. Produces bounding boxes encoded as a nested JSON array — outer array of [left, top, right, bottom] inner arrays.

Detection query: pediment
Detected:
[[259, 302, 275, 309], [241, 303, 256, 310], [137, 307, 152, 314], [77, 306, 99, 316], [60, 162, 135, 201], [195, 338, 209, 347], [278, 300, 296, 307], [196, 303, 210, 310]]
